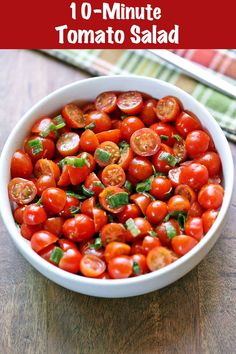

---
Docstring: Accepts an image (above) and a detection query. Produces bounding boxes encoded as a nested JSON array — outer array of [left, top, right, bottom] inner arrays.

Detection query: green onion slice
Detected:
[[60, 156, 87, 169], [28, 139, 43, 156], [54, 114, 66, 129], [95, 148, 111, 163], [40, 123, 56, 138], [124, 180, 133, 192], [160, 135, 169, 141], [165, 222, 177, 239], [159, 152, 179, 167], [70, 206, 80, 215], [148, 230, 157, 237], [133, 261, 141, 275], [108, 192, 129, 208], [50, 247, 64, 264], [164, 211, 187, 231], [89, 237, 102, 250], [66, 191, 86, 200], [172, 134, 183, 142], [126, 218, 141, 237], [119, 141, 130, 151], [85, 122, 96, 130], [94, 181, 105, 188], [136, 175, 154, 193], [81, 185, 94, 197]]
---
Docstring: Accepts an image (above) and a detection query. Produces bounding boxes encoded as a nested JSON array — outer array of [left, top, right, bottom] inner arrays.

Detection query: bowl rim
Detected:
[[0, 75, 234, 288]]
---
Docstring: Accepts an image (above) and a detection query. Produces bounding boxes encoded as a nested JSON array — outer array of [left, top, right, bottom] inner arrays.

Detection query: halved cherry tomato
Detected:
[[59, 239, 78, 251], [99, 186, 126, 213], [57, 165, 71, 187], [101, 164, 125, 187], [180, 163, 209, 190], [38, 244, 57, 265], [185, 130, 210, 157], [66, 157, 90, 185], [104, 242, 131, 263], [31, 230, 58, 253], [150, 176, 172, 200], [117, 91, 143, 115], [176, 112, 202, 137], [146, 201, 168, 224], [150, 122, 178, 147], [79, 240, 105, 260], [142, 236, 161, 255], [14, 206, 25, 224], [59, 196, 80, 218], [152, 144, 174, 173], [11, 150, 33, 179], [84, 172, 104, 197], [188, 201, 204, 218], [82, 102, 96, 114], [62, 103, 85, 128], [31, 117, 57, 139], [96, 129, 121, 144], [95, 91, 117, 113], [63, 214, 95, 242], [93, 207, 108, 232], [171, 235, 198, 256], [202, 210, 218, 233], [59, 248, 82, 274], [36, 175, 56, 196], [80, 197, 96, 217], [130, 128, 161, 157], [130, 193, 152, 214], [118, 144, 134, 170], [146, 246, 178, 271], [117, 204, 141, 223], [94, 141, 120, 167], [125, 217, 153, 242], [120, 116, 145, 142], [21, 223, 42, 240], [156, 96, 181, 122], [100, 223, 126, 246], [56, 132, 80, 157], [128, 156, 153, 182], [167, 195, 191, 213], [43, 217, 64, 236], [194, 152, 221, 177], [41, 187, 67, 214], [34, 159, 60, 181], [85, 111, 112, 133], [24, 135, 55, 162], [174, 184, 196, 204], [80, 255, 106, 278], [131, 254, 148, 276], [185, 217, 204, 241], [198, 184, 224, 210], [8, 178, 37, 205], [23, 204, 47, 225], [173, 140, 187, 162], [139, 99, 158, 126], [108, 255, 133, 279], [168, 167, 182, 187], [79, 129, 99, 153], [155, 219, 181, 247]]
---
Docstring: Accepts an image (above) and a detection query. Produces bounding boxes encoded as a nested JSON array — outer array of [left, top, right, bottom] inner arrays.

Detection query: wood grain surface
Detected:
[[0, 50, 235, 354]]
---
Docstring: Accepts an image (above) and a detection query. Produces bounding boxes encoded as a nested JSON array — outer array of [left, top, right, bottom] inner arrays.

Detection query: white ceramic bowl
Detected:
[[0, 76, 234, 298]]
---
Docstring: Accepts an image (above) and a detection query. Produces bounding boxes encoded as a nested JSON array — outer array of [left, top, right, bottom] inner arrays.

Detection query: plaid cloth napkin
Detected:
[[42, 49, 236, 142]]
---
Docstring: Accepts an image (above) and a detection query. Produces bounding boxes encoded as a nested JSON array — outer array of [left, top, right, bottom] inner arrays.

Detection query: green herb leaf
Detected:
[[60, 156, 87, 169], [70, 206, 80, 215], [89, 237, 102, 250], [136, 176, 154, 193], [165, 222, 177, 239], [124, 180, 133, 193], [133, 261, 141, 275], [148, 230, 157, 237], [95, 148, 111, 163], [28, 139, 43, 156], [54, 114, 66, 127], [126, 218, 141, 237], [160, 135, 169, 141], [159, 152, 179, 167], [164, 211, 187, 231], [108, 192, 129, 208], [172, 134, 183, 142], [94, 181, 105, 188], [40, 123, 56, 138], [80, 152, 90, 168], [50, 247, 64, 264], [66, 191, 86, 200], [81, 185, 94, 197], [85, 122, 96, 130]]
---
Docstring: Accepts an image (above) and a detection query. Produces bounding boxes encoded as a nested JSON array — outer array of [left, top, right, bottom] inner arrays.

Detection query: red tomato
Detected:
[[176, 112, 202, 137], [156, 96, 181, 122], [179, 163, 209, 190], [94, 141, 120, 167], [14, 206, 25, 224], [128, 156, 153, 182], [99, 186, 126, 213], [78, 152, 95, 173], [185, 217, 204, 241], [59, 248, 82, 274], [96, 129, 121, 144], [59, 239, 78, 251], [100, 223, 126, 246], [155, 219, 181, 247], [125, 217, 153, 242], [20, 223, 42, 240], [80, 197, 96, 217], [104, 242, 131, 263], [117, 204, 141, 223], [151, 122, 178, 146], [168, 167, 182, 187], [36, 175, 56, 196], [146, 246, 178, 271], [38, 244, 57, 265], [111, 119, 122, 130], [185, 130, 210, 157], [85, 111, 112, 133], [57, 165, 71, 187], [31, 230, 58, 253], [174, 184, 196, 204], [79, 129, 99, 153], [152, 144, 174, 173], [31, 117, 57, 139], [62, 103, 85, 128], [188, 201, 204, 218], [96, 272, 111, 279], [82, 102, 96, 114], [202, 210, 218, 233], [130, 128, 161, 157], [117, 91, 143, 115], [118, 144, 134, 170], [173, 140, 187, 163], [66, 157, 90, 185], [198, 184, 224, 209], [56, 132, 80, 157], [131, 254, 148, 276], [142, 236, 161, 255], [84, 172, 104, 197], [59, 196, 80, 218], [34, 159, 60, 181], [101, 164, 126, 187], [80, 255, 106, 278], [93, 207, 108, 232], [95, 91, 117, 113], [23, 204, 47, 225], [63, 214, 95, 242], [43, 217, 64, 236], [194, 152, 221, 177], [146, 201, 168, 224], [139, 99, 158, 126], [42, 188, 67, 214], [120, 116, 145, 141], [8, 178, 37, 205], [131, 240, 143, 255], [24, 135, 55, 162], [130, 193, 152, 214], [108, 255, 133, 279], [11, 150, 33, 179], [150, 176, 172, 200], [79, 240, 105, 260], [172, 235, 198, 256], [167, 195, 191, 213]]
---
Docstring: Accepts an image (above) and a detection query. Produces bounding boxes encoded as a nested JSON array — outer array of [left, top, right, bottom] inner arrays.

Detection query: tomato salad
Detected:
[[8, 91, 224, 279]]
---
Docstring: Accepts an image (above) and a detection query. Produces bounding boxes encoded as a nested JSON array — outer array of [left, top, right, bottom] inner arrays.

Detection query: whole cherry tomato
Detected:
[[63, 214, 95, 242], [11, 150, 33, 179], [42, 187, 67, 214], [171, 235, 198, 256], [198, 184, 224, 209], [108, 255, 133, 279], [120, 116, 145, 142], [128, 156, 153, 182]]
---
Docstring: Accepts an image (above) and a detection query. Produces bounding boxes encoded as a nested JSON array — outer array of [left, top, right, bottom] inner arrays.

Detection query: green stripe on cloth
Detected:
[[41, 49, 236, 142]]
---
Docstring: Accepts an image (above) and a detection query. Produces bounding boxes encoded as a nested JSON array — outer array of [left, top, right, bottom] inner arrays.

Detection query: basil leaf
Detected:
[[165, 222, 177, 239], [159, 152, 179, 167], [136, 176, 154, 193]]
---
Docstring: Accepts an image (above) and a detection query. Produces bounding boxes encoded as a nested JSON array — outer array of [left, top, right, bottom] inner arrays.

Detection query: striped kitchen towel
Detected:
[[42, 49, 236, 142]]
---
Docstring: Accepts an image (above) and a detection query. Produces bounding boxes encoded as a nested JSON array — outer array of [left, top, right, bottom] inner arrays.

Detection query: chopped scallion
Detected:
[[40, 123, 56, 138], [66, 191, 86, 200], [148, 230, 157, 237], [108, 192, 129, 208], [160, 135, 169, 141], [70, 206, 80, 215], [28, 139, 43, 156], [50, 247, 64, 264], [95, 148, 111, 163], [85, 122, 96, 130], [89, 238, 102, 250], [165, 222, 177, 239], [81, 185, 94, 197], [124, 180, 133, 193], [164, 211, 187, 231], [60, 157, 87, 169], [54, 114, 66, 128], [136, 176, 154, 193], [94, 181, 105, 188], [126, 218, 141, 237], [133, 261, 141, 275], [172, 134, 183, 142], [159, 152, 179, 167]]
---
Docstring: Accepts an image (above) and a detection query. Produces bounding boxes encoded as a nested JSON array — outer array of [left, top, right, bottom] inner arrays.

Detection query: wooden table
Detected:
[[0, 50, 236, 354]]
